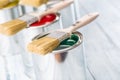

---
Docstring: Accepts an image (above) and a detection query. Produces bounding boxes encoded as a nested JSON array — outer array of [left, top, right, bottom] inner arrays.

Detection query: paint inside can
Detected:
[[55, 33, 79, 50], [30, 13, 57, 27]]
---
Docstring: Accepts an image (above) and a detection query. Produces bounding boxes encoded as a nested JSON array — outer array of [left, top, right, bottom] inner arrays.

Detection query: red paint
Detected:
[[30, 13, 56, 27]]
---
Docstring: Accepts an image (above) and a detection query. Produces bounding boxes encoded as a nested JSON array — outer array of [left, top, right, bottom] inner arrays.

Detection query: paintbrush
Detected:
[[27, 12, 99, 55], [0, 0, 74, 36], [0, 0, 9, 9], [19, 0, 48, 7], [0, 0, 17, 9]]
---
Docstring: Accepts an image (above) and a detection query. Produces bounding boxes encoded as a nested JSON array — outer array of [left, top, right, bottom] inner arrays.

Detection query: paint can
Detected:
[[32, 31, 87, 80], [0, 4, 33, 80]]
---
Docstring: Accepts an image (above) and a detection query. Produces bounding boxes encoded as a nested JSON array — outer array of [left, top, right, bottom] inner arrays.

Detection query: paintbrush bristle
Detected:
[[27, 36, 60, 55], [0, 19, 27, 36], [0, 0, 9, 9], [19, 0, 48, 7], [27, 31, 69, 55]]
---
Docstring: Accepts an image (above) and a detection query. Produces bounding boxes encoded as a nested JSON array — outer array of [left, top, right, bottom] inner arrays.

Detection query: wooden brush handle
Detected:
[[66, 12, 99, 33], [47, 0, 74, 13], [30, 0, 73, 17]]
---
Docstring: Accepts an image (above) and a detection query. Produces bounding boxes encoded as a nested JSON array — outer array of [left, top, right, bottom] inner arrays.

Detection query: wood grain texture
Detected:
[[78, 0, 120, 80]]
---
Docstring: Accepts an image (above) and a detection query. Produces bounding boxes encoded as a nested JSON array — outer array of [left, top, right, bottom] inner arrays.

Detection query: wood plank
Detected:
[[78, 0, 120, 79]]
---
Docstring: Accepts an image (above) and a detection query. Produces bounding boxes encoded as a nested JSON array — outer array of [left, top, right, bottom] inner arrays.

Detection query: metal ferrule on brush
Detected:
[[47, 31, 70, 42], [18, 14, 38, 28]]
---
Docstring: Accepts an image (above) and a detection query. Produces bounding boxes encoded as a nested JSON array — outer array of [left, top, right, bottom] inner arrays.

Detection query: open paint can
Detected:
[[0, 4, 34, 80], [53, 31, 83, 62], [32, 31, 87, 80]]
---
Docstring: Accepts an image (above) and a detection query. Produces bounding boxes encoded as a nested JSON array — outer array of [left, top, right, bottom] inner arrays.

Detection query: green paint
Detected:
[[55, 33, 79, 50]]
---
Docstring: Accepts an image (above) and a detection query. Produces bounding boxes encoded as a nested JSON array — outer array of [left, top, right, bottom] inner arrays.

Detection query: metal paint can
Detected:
[[0, 4, 33, 80], [32, 31, 86, 80]]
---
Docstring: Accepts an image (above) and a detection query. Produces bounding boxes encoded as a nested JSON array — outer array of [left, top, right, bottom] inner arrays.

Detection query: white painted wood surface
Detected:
[[78, 0, 120, 80]]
